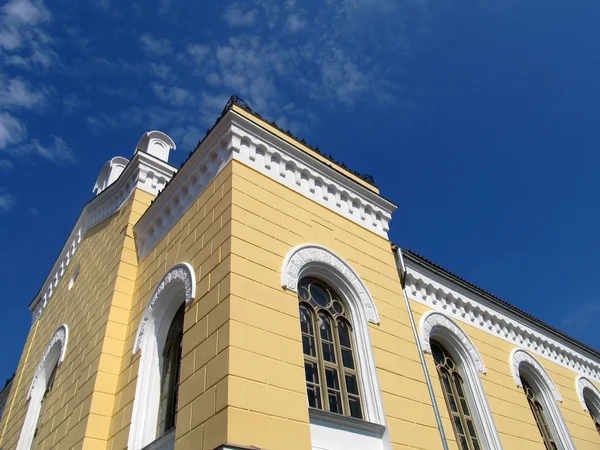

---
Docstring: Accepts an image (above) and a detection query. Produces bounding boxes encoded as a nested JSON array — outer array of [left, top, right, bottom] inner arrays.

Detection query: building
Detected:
[[0, 96, 599, 450]]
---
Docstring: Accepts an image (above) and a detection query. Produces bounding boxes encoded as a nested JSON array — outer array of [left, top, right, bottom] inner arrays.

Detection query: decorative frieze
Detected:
[[405, 267, 600, 383]]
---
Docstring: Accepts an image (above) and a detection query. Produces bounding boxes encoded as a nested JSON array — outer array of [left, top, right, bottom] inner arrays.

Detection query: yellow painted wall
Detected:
[[107, 163, 233, 450], [226, 160, 443, 450], [0, 190, 145, 450]]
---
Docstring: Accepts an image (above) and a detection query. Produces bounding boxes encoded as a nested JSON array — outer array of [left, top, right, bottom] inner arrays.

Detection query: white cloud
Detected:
[[286, 13, 305, 32], [0, 159, 14, 171], [223, 4, 257, 27], [0, 77, 46, 109], [19, 135, 75, 163], [140, 34, 172, 57], [152, 84, 195, 107], [0, 112, 27, 149], [0, 190, 17, 212], [150, 62, 171, 80]]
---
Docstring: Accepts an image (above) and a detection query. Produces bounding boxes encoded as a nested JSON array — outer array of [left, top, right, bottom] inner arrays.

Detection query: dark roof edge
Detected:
[[399, 247, 600, 361]]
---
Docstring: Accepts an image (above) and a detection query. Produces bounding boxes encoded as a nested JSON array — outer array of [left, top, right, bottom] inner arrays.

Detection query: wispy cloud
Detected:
[[0, 112, 27, 149], [0, 77, 46, 109], [140, 33, 172, 57], [152, 84, 195, 107], [0, 159, 15, 171], [0, 190, 17, 212], [16, 135, 75, 164], [563, 302, 600, 329], [223, 4, 258, 27]]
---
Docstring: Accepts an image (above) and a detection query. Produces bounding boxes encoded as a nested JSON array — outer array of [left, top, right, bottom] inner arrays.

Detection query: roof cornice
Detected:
[[29, 151, 177, 324], [402, 251, 600, 382], [133, 110, 397, 261]]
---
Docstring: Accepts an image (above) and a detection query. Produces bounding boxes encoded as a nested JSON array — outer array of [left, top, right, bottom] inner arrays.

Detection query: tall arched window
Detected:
[[431, 341, 481, 450], [17, 325, 68, 450], [157, 303, 184, 434], [298, 278, 363, 419], [576, 376, 600, 437], [129, 263, 195, 450], [521, 376, 558, 449], [510, 349, 574, 450]]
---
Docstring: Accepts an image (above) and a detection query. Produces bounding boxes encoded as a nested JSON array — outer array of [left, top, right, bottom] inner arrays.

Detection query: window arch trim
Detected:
[[281, 244, 380, 324], [576, 376, 600, 414], [510, 349, 575, 450], [282, 244, 386, 428], [419, 311, 502, 450], [510, 349, 562, 402], [128, 262, 195, 450], [17, 325, 69, 450]]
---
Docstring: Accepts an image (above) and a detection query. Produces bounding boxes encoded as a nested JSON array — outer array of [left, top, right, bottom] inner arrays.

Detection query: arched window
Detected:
[[17, 325, 68, 450], [431, 341, 481, 450], [576, 376, 600, 437], [129, 263, 195, 450], [510, 349, 574, 450], [419, 311, 501, 450], [157, 303, 184, 434], [298, 278, 363, 419], [522, 376, 558, 449]]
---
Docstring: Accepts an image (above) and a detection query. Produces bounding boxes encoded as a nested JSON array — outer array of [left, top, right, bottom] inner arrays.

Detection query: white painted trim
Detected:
[[30, 148, 177, 324], [419, 311, 502, 450], [281, 244, 380, 324], [280, 244, 389, 450], [133, 110, 397, 262], [510, 349, 575, 450], [575, 376, 600, 414], [128, 263, 195, 450], [17, 325, 69, 450], [404, 264, 600, 383]]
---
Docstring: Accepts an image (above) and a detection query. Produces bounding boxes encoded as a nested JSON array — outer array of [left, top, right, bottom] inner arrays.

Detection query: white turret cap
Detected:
[[134, 130, 176, 163]]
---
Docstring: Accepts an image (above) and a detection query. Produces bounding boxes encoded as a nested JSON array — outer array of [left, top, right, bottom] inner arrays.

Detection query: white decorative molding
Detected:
[[93, 156, 130, 195], [510, 349, 562, 402], [281, 244, 380, 325], [404, 265, 600, 383], [134, 109, 396, 261], [129, 263, 195, 450], [17, 325, 69, 450], [29, 138, 177, 324], [419, 311, 486, 374], [133, 263, 195, 354], [576, 376, 600, 413], [27, 325, 69, 400]]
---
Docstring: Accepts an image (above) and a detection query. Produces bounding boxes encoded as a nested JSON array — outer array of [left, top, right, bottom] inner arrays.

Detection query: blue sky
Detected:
[[1, 0, 600, 382]]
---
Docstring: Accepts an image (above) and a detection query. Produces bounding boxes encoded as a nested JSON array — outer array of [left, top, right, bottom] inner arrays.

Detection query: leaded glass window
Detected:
[[432, 342, 481, 450], [158, 303, 184, 435], [298, 278, 363, 419], [521, 377, 558, 450]]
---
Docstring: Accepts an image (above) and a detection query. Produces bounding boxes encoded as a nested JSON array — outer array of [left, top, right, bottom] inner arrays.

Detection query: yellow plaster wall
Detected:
[[409, 301, 600, 450], [0, 190, 145, 450], [107, 164, 234, 450], [226, 160, 443, 450]]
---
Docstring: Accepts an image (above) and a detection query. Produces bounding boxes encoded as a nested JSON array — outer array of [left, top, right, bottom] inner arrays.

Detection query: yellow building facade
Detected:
[[1, 97, 600, 450]]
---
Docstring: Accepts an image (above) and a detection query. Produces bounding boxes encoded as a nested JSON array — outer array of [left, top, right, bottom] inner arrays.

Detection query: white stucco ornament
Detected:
[[281, 244, 379, 324]]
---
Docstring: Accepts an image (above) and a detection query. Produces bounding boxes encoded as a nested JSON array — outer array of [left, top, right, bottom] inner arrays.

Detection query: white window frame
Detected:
[[128, 263, 195, 450], [419, 311, 502, 450], [576, 375, 600, 420], [510, 349, 575, 450], [16, 325, 69, 450], [281, 244, 390, 450]]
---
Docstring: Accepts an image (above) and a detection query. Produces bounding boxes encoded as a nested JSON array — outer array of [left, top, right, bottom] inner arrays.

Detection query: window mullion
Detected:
[[451, 371, 475, 450], [333, 320, 350, 416], [314, 309, 329, 413]]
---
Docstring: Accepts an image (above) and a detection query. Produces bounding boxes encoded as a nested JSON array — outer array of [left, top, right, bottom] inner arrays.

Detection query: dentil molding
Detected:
[[405, 266, 600, 383], [134, 110, 396, 261], [30, 150, 177, 324]]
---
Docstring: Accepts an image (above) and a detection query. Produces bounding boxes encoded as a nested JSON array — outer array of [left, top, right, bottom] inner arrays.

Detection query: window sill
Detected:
[[140, 428, 175, 450], [308, 408, 385, 437]]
